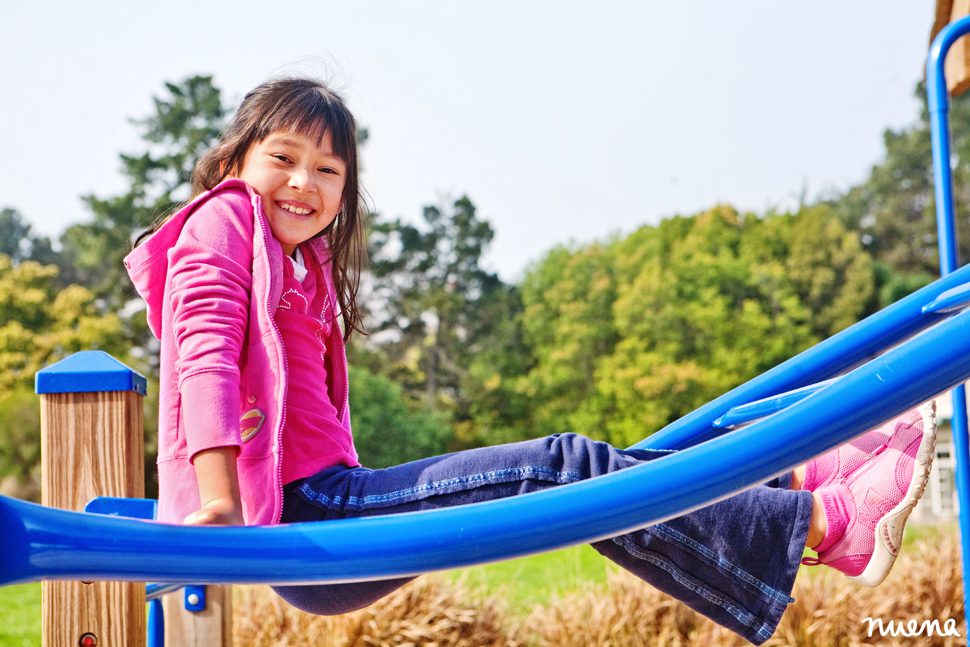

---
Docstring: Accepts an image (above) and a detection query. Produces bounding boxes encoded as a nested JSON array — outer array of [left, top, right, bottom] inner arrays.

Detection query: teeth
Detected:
[[280, 202, 312, 215]]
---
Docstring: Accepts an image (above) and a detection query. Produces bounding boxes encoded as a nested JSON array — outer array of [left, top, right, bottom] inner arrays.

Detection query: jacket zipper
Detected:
[[255, 193, 289, 525]]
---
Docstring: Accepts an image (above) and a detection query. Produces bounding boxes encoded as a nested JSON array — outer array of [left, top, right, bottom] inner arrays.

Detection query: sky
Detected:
[[0, 1, 939, 281]]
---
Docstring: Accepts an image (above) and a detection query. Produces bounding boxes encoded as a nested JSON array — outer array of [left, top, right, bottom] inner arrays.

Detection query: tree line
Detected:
[[0, 77, 957, 500]]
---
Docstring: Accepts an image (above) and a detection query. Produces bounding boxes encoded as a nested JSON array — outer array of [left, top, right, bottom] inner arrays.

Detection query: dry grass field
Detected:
[[232, 530, 967, 647]]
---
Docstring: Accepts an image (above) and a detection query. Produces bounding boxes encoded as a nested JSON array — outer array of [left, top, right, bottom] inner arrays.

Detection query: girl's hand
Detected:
[[184, 497, 245, 526]]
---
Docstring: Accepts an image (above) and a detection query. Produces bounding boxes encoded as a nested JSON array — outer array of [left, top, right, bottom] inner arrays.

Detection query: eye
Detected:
[[319, 166, 340, 175], [273, 154, 292, 163]]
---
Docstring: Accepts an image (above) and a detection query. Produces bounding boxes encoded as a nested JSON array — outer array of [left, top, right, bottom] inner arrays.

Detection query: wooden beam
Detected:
[[41, 390, 146, 647], [932, 0, 956, 46], [931, 0, 970, 97], [163, 586, 233, 647]]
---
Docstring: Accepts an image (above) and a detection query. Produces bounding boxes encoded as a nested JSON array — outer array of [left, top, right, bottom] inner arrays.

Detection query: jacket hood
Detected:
[[124, 180, 260, 339]]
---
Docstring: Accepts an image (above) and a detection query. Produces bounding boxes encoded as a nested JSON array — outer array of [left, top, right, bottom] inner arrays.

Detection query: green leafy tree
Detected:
[[459, 283, 533, 448], [0, 254, 125, 496], [0, 207, 61, 270], [59, 76, 228, 307], [506, 205, 875, 448], [367, 197, 509, 413], [511, 242, 619, 441], [349, 366, 452, 468], [0, 388, 41, 501], [0, 256, 125, 395], [831, 82, 970, 277], [0, 208, 32, 262]]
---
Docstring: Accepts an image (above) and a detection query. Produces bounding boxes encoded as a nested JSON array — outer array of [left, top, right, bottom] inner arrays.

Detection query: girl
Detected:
[[124, 77, 937, 646]]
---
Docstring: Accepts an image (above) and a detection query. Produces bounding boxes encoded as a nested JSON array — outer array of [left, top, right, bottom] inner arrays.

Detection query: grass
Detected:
[[445, 544, 609, 610], [0, 583, 40, 647]]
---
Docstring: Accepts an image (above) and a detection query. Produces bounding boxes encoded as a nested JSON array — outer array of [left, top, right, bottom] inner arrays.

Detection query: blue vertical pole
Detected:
[[147, 599, 164, 647], [928, 17, 970, 643]]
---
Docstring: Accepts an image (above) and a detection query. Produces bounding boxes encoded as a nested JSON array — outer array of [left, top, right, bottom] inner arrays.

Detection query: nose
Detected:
[[288, 168, 315, 193]]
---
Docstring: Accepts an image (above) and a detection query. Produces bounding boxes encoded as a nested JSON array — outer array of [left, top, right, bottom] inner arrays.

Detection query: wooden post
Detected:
[[162, 586, 233, 647], [38, 351, 147, 647]]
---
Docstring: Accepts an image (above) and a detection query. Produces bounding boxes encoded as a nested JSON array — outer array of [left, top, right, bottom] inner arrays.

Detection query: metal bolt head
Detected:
[[187, 593, 201, 606]]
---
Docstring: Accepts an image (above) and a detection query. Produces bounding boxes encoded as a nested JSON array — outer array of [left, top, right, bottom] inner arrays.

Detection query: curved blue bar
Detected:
[[927, 17, 970, 276], [3, 308, 970, 587], [713, 378, 839, 429], [928, 18, 970, 646], [146, 583, 183, 601], [922, 282, 970, 314]]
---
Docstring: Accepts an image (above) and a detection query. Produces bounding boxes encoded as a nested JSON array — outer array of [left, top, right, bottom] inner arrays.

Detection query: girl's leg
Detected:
[[273, 433, 809, 644]]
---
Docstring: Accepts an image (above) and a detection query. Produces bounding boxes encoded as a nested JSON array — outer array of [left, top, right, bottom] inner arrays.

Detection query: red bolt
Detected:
[[79, 633, 98, 647]]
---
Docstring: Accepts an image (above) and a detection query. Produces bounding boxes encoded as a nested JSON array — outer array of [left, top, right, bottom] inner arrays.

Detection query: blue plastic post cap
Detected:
[[35, 351, 148, 396]]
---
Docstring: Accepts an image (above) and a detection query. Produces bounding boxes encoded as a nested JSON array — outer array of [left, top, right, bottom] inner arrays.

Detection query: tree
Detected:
[[348, 366, 452, 468], [505, 205, 876, 448], [0, 388, 41, 501], [0, 254, 125, 496], [367, 196, 508, 413], [831, 81, 970, 277], [0, 207, 62, 270], [0, 208, 32, 262], [510, 242, 619, 441], [58, 76, 228, 308], [0, 255, 125, 396]]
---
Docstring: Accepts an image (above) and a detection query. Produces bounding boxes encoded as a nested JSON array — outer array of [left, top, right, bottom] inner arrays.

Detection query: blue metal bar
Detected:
[[3, 307, 970, 587], [713, 378, 840, 429], [922, 282, 970, 314], [85, 497, 157, 521], [927, 16, 970, 645], [146, 583, 183, 601]]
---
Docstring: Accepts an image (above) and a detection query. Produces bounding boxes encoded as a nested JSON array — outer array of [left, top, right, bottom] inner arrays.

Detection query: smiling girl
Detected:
[[124, 77, 937, 645]]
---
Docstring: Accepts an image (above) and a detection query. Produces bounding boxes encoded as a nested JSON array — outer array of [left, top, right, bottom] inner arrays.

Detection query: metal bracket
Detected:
[[184, 585, 207, 612]]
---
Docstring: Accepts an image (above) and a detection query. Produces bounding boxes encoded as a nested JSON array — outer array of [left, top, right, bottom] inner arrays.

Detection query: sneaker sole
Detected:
[[847, 400, 937, 587]]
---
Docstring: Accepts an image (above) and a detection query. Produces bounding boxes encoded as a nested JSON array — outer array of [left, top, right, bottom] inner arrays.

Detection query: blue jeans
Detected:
[[273, 433, 812, 645]]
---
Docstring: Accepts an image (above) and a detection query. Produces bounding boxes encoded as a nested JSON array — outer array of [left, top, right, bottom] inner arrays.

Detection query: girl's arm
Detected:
[[167, 190, 255, 526], [184, 446, 245, 526]]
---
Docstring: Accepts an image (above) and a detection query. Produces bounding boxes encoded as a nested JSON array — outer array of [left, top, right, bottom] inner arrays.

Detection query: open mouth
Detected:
[[278, 201, 313, 216]]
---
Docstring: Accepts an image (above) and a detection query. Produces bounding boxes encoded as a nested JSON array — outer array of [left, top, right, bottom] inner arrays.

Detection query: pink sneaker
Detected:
[[803, 401, 936, 586], [801, 406, 929, 492]]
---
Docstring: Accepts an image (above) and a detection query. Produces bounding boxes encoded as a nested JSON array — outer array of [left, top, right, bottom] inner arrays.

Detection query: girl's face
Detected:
[[236, 129, 347, 256]]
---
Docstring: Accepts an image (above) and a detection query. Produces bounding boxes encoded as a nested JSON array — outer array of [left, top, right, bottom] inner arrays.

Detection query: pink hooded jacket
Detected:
[[124, 179, 351, 525]]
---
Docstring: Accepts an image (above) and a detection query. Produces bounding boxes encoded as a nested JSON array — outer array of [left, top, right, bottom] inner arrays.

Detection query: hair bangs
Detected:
[[256, 88, 357, 166]]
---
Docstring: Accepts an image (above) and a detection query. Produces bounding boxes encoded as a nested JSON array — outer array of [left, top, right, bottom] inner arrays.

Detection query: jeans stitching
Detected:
[[649, 523, 792, 605], [299, 466, 582, 510], [612, 535, 773, 641]]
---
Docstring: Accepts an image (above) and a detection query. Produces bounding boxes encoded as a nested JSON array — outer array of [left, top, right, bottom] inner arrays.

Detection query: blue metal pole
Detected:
[[928, 17, 970, 643], [147, 599, 163, 647]]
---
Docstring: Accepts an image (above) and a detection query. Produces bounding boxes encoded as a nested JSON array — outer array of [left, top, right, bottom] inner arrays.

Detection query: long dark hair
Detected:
[[145, 77, 367, 340]]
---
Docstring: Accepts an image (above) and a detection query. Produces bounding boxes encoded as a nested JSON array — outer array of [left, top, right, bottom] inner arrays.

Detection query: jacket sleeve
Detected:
[[167, 189, 256, 460]]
